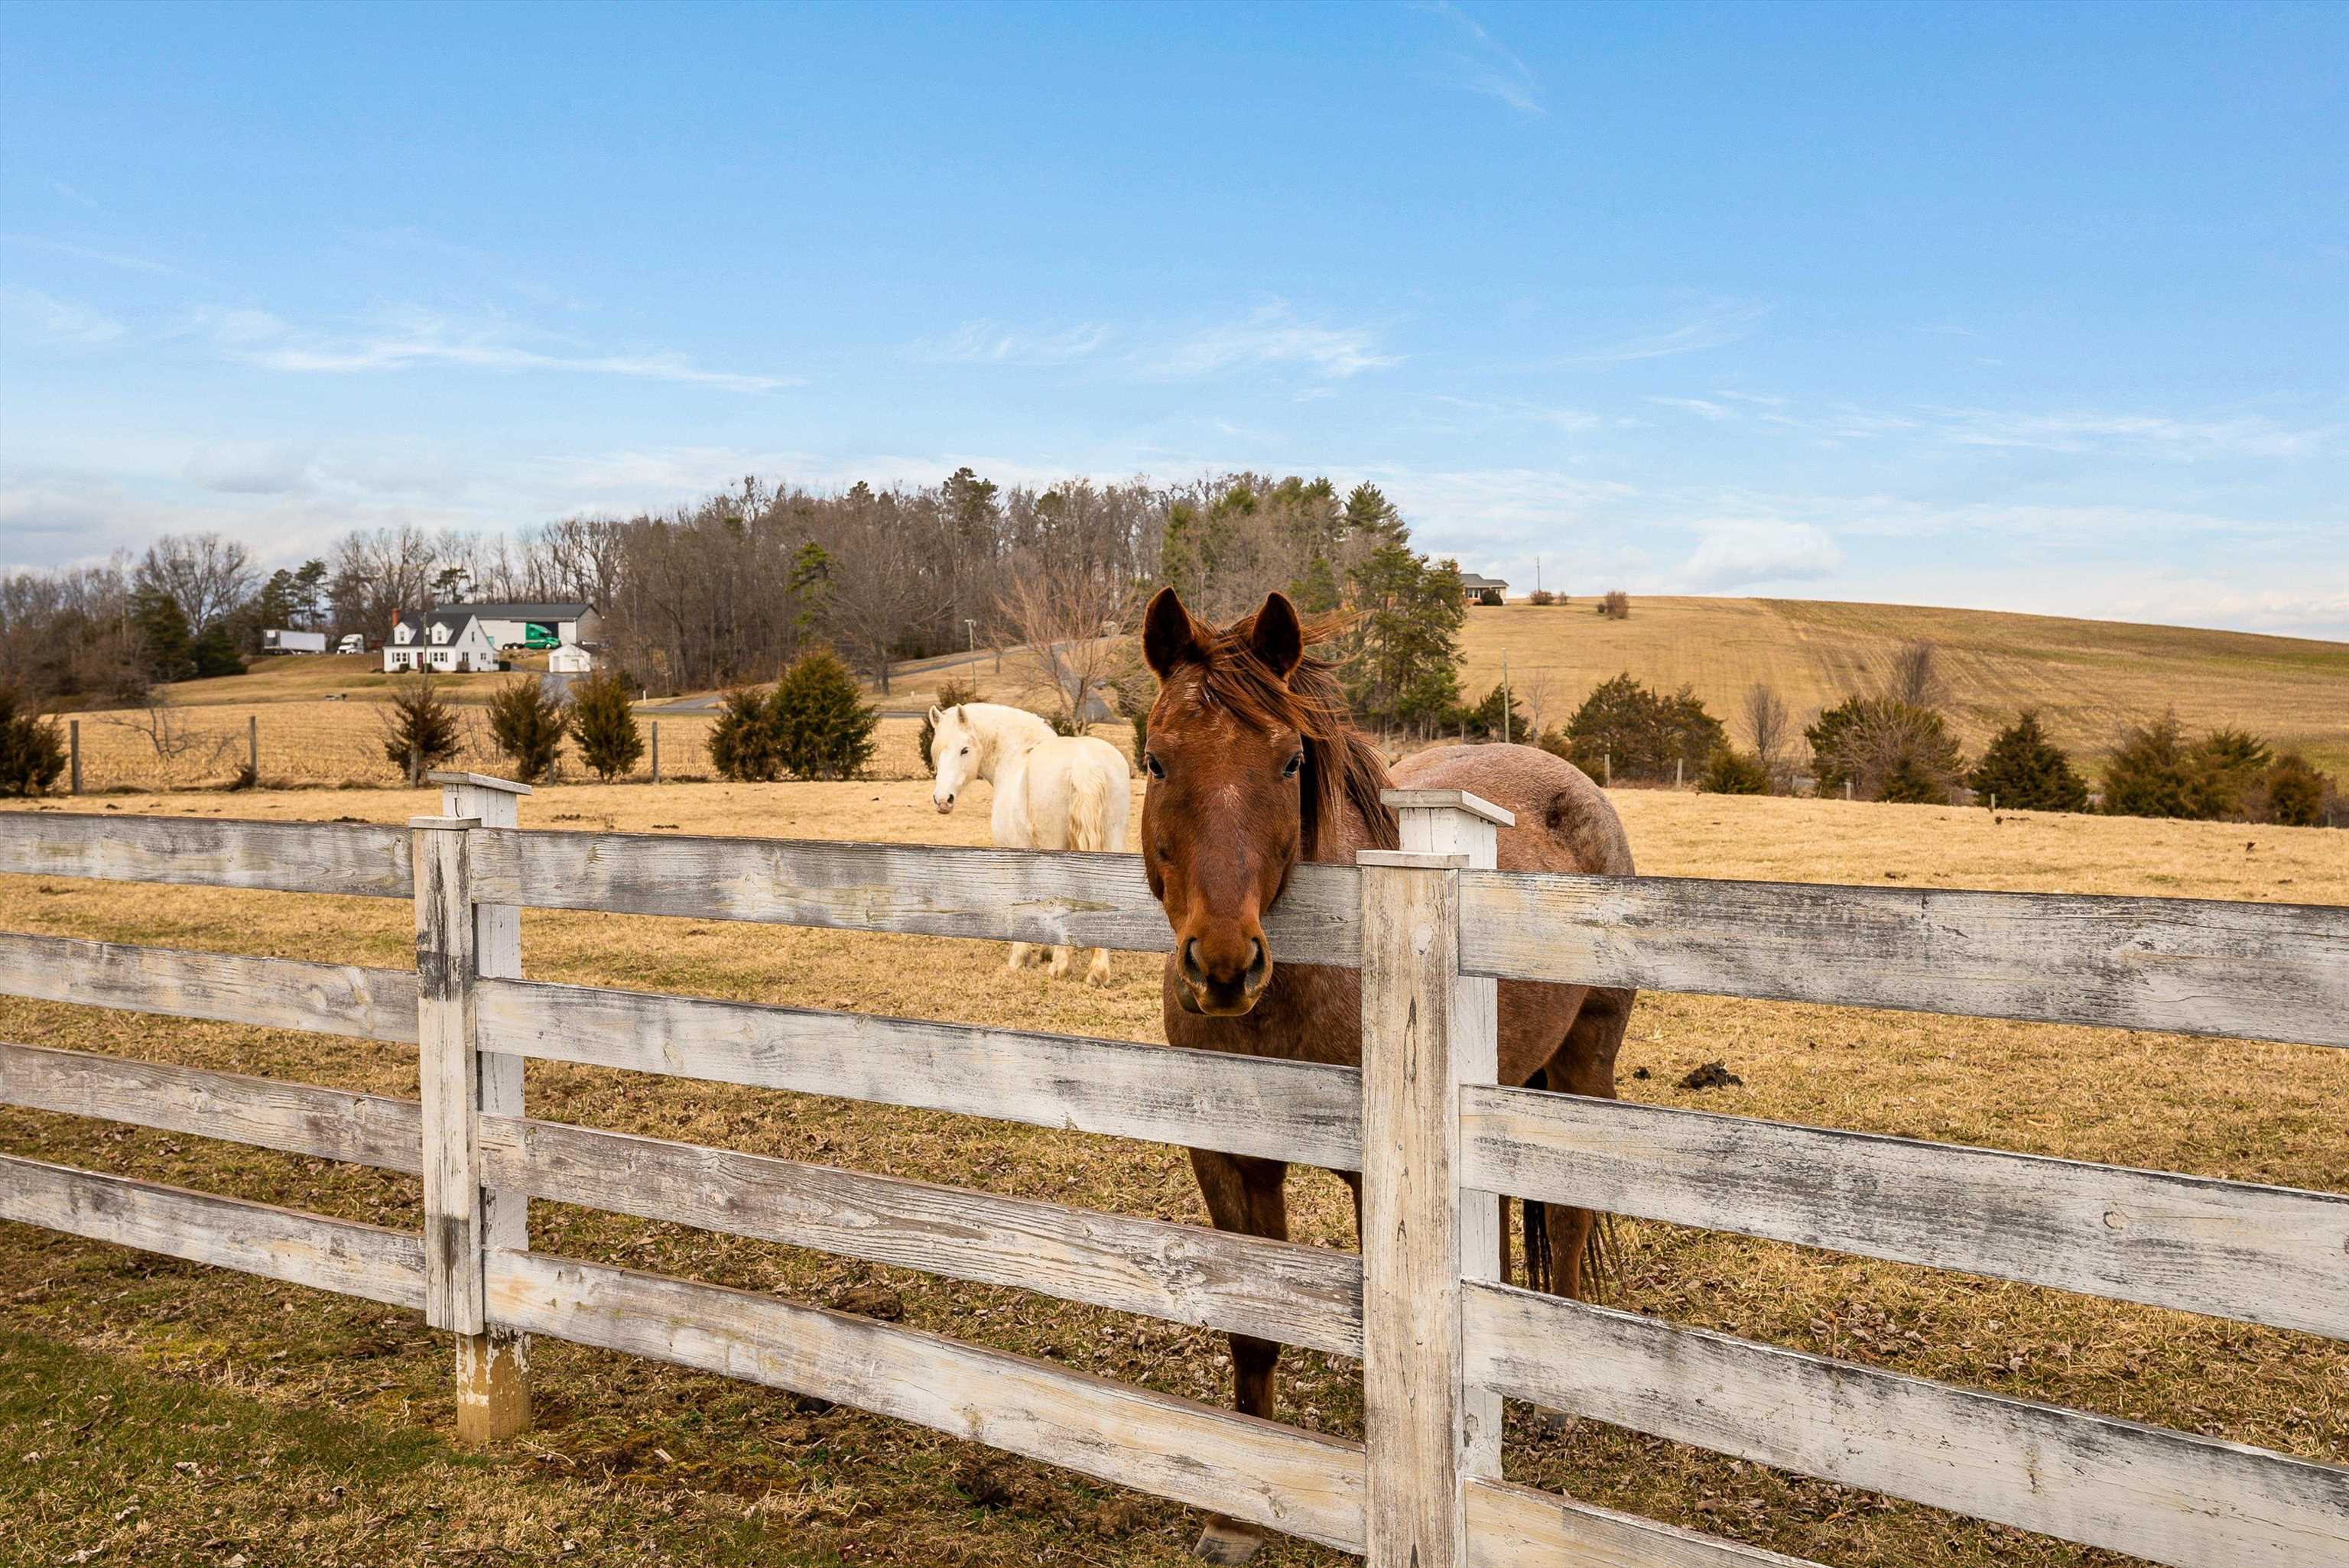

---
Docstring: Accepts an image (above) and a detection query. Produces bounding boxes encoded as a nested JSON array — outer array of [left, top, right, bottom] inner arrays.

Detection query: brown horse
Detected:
[[1140, 586, 1636, 1562]]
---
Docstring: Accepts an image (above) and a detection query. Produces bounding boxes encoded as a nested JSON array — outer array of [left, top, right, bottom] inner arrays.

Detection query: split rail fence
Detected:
[[3, 775, 2348, 1568]]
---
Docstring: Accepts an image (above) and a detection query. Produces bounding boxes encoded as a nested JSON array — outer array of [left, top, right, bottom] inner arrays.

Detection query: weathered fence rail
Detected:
[[2, 790, 2346, 1568]]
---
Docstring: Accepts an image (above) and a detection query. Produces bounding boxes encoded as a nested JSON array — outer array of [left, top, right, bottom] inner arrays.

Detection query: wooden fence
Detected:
[[2, 773, 2347, 1568]]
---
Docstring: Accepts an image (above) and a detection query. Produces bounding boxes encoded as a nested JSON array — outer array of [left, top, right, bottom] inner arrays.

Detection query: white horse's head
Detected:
[[928, 703, 977, 813]]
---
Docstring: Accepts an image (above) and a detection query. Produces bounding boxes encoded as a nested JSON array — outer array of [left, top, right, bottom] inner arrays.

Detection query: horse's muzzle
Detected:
[[1175, 935, 1272, 1016]]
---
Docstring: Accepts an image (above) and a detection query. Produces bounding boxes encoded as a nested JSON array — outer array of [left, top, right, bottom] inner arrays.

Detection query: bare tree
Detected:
[[330, 525, 442, 641], [0, 559, 146, 705], [1512, 667, 1561, 739], [820, 487, 952, 693], [1881, 638, 1948, 710], [102, 690, 234, 766], [1742, 683, 1792, 789], [136, 533, 255, 634], [997, 555, 1136, 726]]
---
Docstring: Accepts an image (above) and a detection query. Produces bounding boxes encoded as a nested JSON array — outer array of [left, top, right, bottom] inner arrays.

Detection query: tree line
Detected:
[[0, 468, 1488, 714]]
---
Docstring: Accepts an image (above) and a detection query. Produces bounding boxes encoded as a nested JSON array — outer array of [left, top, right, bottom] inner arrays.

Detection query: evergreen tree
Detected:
[[2100, 712, 2197, 818], [129, 585, 194, 683], [1561, 674, 1727, 781], [0, 687, 67, 797], [1341, 482, 1406, 548], [570, 670, 644, 781], [487, 677, 570, 784], [189, 622, 246, 679], [771, 647, 879, 780], [1807, 695, 1963, 803], [709, 687, 784, 781], [1344, 542, 1464, 732], [293, 559, 329, 629], [2263, 753, 2331, 827], [1290, 552, 1341, 615], [254, 570, 302, 633], [379, 674, 462, 784], [2187, 727, 2273, 820], [1965, 711, 2089, 811], [944, 466, 1001, 546], [1699, 748, 1771, 794], [1461, 680, 1528, 742]]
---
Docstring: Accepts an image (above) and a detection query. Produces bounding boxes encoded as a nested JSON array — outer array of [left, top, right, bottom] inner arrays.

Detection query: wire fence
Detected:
[[54, 706, 962, 792]]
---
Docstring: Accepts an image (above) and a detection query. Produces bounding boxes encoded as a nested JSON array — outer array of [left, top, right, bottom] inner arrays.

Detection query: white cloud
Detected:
[[0, 284, 125, 346], [183, 440, 317, 495], [1928, 407, 2326, 459], [200, 305, 794, 392], [1551, 301, 1770, 366], [1678, 521, 1844, 590], [905, 320, 1113, 366], [1147, 302, 1397, 380], [1646, 395, 1734, 420], [1421, 1, 1543, 116]]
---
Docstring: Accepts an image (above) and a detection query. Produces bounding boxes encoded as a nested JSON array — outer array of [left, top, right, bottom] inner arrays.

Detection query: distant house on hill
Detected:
[[384, 601, 599, 674], [384, 609, 501, 673], [1457, 573, 1509, 606]]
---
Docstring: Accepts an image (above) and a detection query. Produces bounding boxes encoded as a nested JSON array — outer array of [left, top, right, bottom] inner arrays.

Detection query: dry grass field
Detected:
[[60, 597, 2347, 793], [3, 780, 2345, 1568], [1464, 597, 2349, 777]]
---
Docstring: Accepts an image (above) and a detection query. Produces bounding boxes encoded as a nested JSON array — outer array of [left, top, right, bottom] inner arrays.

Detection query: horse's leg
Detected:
[[1006, 940, 1032, 970], [1542, 985, 1636, 1299], [1084, 946, 1113, 986], [1186, 1148, 1288, 1564]]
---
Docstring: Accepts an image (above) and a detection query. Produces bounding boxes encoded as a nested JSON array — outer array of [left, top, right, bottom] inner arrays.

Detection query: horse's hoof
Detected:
[[1085, 967, 1112, 989], [1192, 1518, 1267, 1564]]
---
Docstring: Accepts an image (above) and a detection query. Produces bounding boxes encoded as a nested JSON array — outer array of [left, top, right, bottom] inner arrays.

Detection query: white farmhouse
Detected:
[[384, 602, 600, 674], [384, 609, 502, 673]]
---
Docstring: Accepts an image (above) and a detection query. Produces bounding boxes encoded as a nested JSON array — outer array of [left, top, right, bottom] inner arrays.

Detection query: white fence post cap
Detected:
[[1379, 788, 1514, 828], [427, 771, 533, 797]]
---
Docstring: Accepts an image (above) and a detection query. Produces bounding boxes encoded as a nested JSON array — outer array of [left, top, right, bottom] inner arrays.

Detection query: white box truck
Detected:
[[262, 628, 327, 654], [336, 633, 367, 654]]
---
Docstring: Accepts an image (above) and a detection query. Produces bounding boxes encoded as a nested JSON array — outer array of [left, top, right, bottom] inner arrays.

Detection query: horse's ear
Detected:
[[1143, 587, 1206, 678], [927, 704, 944, 726], [1249, 592, 1303, 681]]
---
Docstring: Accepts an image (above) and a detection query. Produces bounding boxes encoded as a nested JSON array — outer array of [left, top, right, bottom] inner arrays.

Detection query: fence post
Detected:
[[1359, 787, 1508, 1568], [418, 771, 534, 1443], [247, 714, 257, 781], [69, 719, 80, 794], [649, 719, 660, 784]]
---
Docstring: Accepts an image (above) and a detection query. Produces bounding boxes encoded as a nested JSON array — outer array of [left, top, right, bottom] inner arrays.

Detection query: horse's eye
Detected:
[[960, 746, 970, 755], [1282, 751, 1304, 779], [1144, 752, 1165, 780]]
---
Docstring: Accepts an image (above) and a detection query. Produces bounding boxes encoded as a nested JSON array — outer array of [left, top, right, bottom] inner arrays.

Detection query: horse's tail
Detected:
[[1518, 1065, 1619, 1300], [1067, 750, 1115, 853]]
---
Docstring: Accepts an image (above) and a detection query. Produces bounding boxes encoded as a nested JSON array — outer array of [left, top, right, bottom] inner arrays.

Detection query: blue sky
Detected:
[[4, 0, 2345, 636]]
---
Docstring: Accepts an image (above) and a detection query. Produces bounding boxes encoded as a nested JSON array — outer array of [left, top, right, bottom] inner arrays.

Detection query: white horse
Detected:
[[928, 701, 1132, 985]]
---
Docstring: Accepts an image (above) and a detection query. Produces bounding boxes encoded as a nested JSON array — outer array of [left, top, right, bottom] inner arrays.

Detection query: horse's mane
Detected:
[[1193, 608, 1399, 858]]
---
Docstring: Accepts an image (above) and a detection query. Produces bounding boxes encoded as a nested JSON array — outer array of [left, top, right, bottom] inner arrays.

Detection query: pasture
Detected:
[[1464, 598, 2349, 778], [2, 781, 2346, 1567]]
